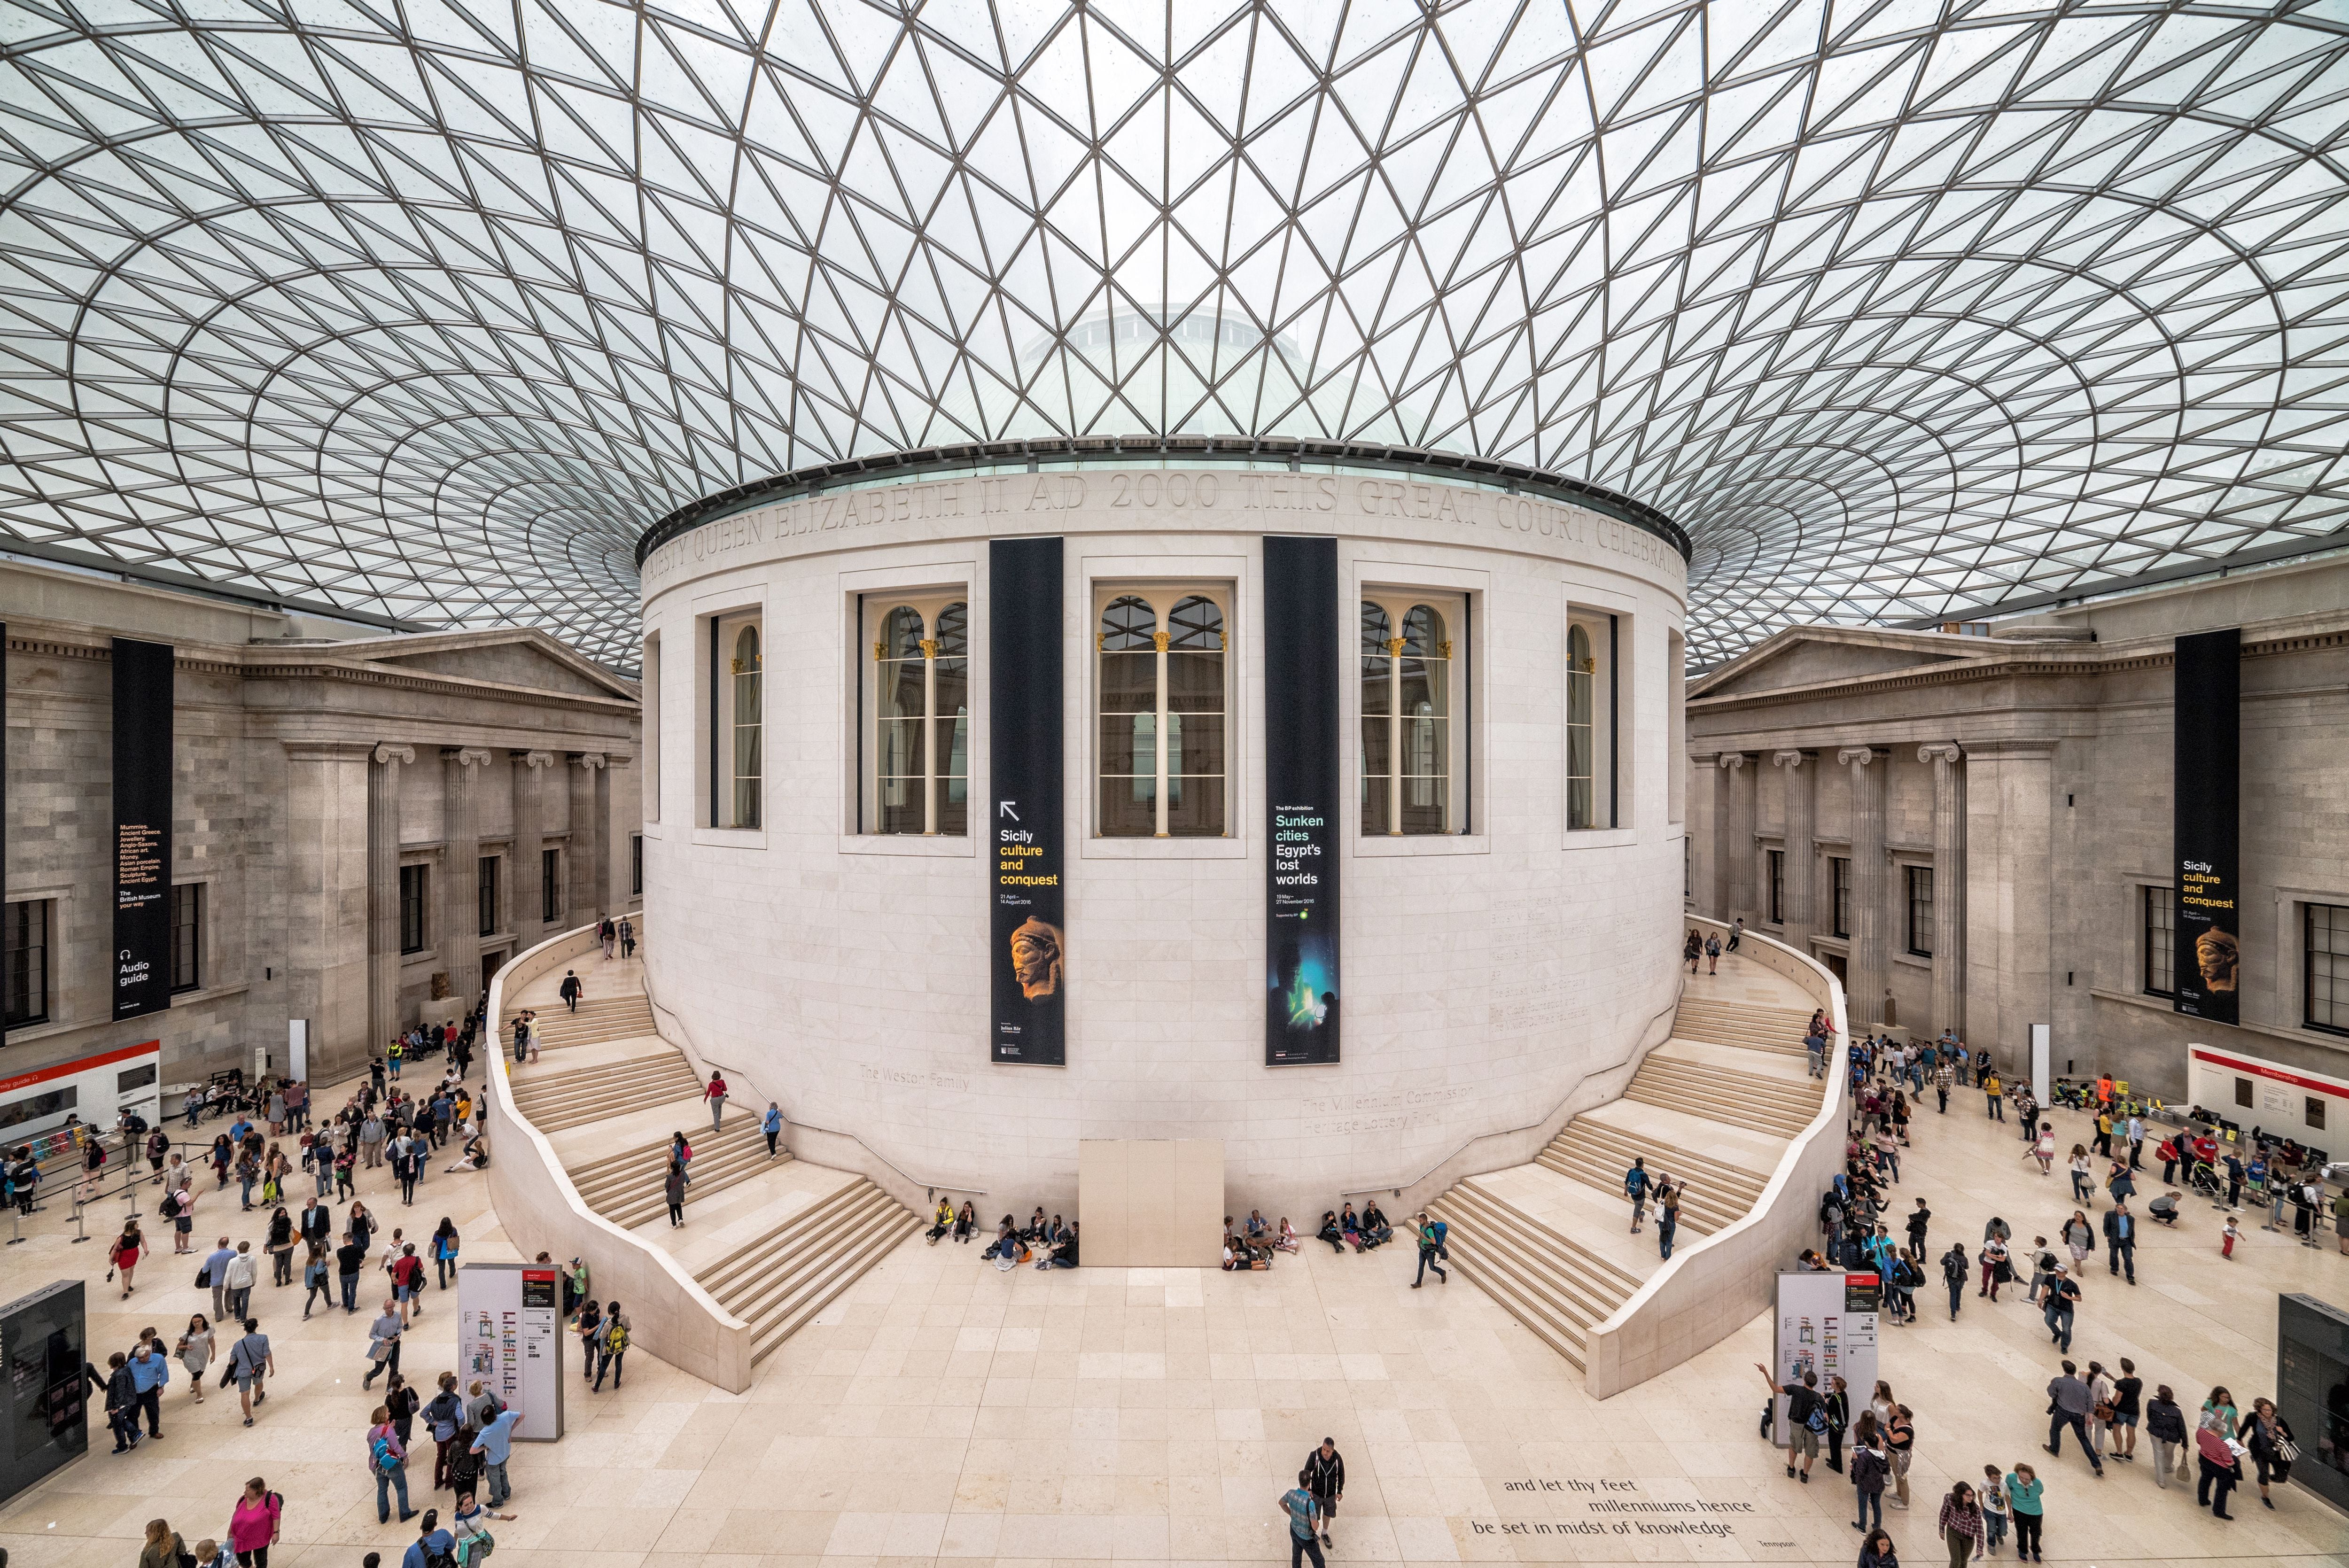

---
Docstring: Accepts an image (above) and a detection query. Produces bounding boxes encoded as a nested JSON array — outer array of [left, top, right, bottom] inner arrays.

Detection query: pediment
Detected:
[[1694, 629, 1975, 698], [351, 631, 634, 700]]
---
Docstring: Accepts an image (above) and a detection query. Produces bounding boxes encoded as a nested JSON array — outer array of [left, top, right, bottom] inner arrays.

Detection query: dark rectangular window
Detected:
[[1767, 850, 1784, 924], [2144, 886, 2176, 998], [0, 1086, 73, 1130], [398, 864, 427, 954], [1830, 857, 1851, 939], [3, 900, 49, 1028], [2236, 1076, 2254, 1109], [631, 834, 644, 896], [170, 882, 202, 993], [117, 1063, 156, 1095], [478, 856, 499, 938], [541, 848, 560, 924], [2308, 1096, 2327, 1131], [2308, 902, 2349, 1036], [1905, 865, 1934, 957]]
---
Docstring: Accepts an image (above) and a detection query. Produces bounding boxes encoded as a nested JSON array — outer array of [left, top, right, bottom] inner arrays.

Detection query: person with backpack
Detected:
[[370, 1403, 419, 1523], [1301, 1439, 1344, 1549], [424, 1373, 467, 1490], [451, 1490, 515, 1565], [1757, 1364, 1825, 1482], [402, 1510, 458, 1568], [1276, 1468, 1326, 1568], [593, 1302, 630, 1390], [558, 970, 583, 1013], [1410, 1212, 1447, 1287], [469, 1402, 523, 1508], [1848, 1413, 1887, 1530], [227, 1477, 282, 1568], [1940, 1242, 1969, 1320], [228, 1318, 272, 1427], [1623, 1157, 1650, 1233]]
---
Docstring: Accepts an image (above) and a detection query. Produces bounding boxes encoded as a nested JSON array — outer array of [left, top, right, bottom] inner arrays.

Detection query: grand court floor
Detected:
[[5, 1052, 2344, 1568]]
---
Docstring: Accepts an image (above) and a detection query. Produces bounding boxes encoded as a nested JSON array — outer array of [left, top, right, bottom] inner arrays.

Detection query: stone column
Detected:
[[367, 743, 415, 1052], [1962, 741, 2055, 1065], [599, 755, 627, 909], [511, 750, 555, 939], [1920, 743, 1967, 1041], [569, 754, 607, 925], [1774, 750, 1814, 945], [1716, 752, 1750, 919], [440, 748, 493, 1007], [1839, 745, 1889, 1030], [284, 741, 373, 1084]]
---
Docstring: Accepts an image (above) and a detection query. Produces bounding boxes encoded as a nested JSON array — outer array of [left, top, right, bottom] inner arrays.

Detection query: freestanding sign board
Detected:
[[457, 1262, 562, 1440], [1767, 1270, 1879, 1447], [0, 1280, 86, 1506], [2277, 1293, 2349, 1512]]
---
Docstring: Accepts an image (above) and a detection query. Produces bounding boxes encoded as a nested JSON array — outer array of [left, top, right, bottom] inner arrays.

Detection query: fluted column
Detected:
[[1920, 743, 1967, 1041], [1840, 745, 1889, 1030], [511, 749, 555, 937], [1716, 753, 1750, 918], [1774, 749, 1815, 944], [599, 755, 627, 909], [440, 747, 493, 1006], [367, 743, 415, 1050], [569, 753, 607, 925]]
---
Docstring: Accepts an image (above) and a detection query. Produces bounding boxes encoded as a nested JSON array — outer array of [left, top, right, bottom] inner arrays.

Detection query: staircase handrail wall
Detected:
[[1581, 916, 1849, 1399], [484, 918, 757, 1396]]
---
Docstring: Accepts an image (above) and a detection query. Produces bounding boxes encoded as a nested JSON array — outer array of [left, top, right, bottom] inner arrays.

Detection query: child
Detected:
[[2221, 1214, 2240, 1257], [1980, 1464, 2010, 1556]]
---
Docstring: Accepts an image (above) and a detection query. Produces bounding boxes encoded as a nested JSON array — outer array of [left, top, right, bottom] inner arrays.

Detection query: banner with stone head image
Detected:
[[989, 536, 1066, 1064], [2173, 627, 2240, 1025]]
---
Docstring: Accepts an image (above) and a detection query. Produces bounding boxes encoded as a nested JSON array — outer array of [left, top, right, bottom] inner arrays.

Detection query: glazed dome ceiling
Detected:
[[4, 0, 2348, 668]]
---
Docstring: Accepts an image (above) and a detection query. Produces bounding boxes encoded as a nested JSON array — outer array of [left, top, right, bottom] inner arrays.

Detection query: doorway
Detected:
[[1821, 951, 1848, 984]]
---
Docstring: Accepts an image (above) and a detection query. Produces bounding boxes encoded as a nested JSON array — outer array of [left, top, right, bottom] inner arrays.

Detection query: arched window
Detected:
[[867, 596, 968, 835], [1567, 618, 1609, 830], [1097, 589, 1228, 837], [1360, 593, 1464, 834], [731, 623, 762, 829]]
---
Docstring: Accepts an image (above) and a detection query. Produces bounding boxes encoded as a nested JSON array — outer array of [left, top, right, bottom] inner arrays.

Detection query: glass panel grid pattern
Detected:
[[2309, 903, 2349, 1036], [1, 3, 2343, 667]]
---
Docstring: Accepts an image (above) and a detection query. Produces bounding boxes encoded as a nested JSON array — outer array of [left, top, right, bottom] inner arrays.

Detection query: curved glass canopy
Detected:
[[1, 0, 2344, 667]]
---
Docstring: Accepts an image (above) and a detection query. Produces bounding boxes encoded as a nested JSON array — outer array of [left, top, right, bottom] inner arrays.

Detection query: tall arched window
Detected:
[[866, 595, 969, 835], [1566, 615, 1617, 831], [731, 623, 762, 829], [1097, 589, 1228, 837], [1361, 592, 1464, 834]]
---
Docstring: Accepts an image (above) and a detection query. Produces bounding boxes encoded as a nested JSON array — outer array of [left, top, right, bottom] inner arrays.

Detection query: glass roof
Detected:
[[1, 0, 2345, 668]]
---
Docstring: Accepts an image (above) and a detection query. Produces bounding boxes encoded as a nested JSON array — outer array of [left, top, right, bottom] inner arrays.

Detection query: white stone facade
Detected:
[[639, 463, 1688, 1220]]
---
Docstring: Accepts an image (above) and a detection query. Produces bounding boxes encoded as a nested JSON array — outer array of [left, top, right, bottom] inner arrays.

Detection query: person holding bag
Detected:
[[2146, 1384, 2188, 1489], [2194, 1423, 2242, 1518], [2236, 1397, 2296, 1509], [139, 1518, 193, 1568]]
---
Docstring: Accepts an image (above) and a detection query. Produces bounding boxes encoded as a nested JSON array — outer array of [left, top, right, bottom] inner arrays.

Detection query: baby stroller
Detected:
[[2186, 1158, 2225, 1202]]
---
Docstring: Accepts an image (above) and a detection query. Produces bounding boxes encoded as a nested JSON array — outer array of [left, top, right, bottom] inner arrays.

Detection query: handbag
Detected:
[[2276, 1434, 2300, 1463]]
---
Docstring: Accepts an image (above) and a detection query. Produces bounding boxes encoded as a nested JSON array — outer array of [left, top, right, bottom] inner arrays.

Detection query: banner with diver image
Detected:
[[1265, 536, 1340, 1065], [989, 536, 1066, 1065], [2173, 627, 2239, 1025]]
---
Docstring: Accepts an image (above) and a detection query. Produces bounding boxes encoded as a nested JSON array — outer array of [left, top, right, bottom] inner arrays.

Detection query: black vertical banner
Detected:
[[1, 619, 7, 1049], [112, 637, 174, 1021], [989, 538, 1066, 1065], [2174, 627, 2240, 1024], [1265, 536, 1341, 1065]]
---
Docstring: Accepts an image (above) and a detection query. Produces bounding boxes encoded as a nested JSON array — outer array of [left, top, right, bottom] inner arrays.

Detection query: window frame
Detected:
[[1830, 856, 1851, 939], [398, 864, 428, 955], [1564, 612, 1618, 831], [1359, 588, 1470, 837], [2144, 885, 2177, 999], [1092, 582, 1233, 840], [1905, 864, 1933, 958], [705, 608, 763, 829], [1767, 849, 1784, 924], [2306, 901, 2349, 1037], [3, 898, 50, 1029], [860, 590, 972, 836], [478, 855, 500, 939], [541, 848, 561, 925], [170, 881, 203, 993], [631, 834, 644, 896]]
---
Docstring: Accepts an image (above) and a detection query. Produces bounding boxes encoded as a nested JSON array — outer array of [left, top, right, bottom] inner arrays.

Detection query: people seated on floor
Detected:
[[1275, 1218, 1299, 1253], [982, 1215, 1017, 1259], [1316, 1211, 1344, 1254], [1245, 1210, 1268, 1244], [442, 1134, 488, 1173], [1339, 1202, 1364, 1251], [1359, 1202, 1393, 1248], [926, 1199, 955, 1245], [1035, 1221, 1078, 1269], [953, 1201, 976, 1242]]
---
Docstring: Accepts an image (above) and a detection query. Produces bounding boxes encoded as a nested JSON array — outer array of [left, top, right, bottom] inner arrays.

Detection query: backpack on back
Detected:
[[605, 1320, 629, 1354]]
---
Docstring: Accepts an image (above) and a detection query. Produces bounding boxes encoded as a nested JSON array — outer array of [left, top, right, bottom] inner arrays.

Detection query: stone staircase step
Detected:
[[1548, 1118, 1770, 1200], [1620, 1079, 1811, 1141], [594, 1134, 789, 1229], [1533, 1145, 1742, 1234], [691, 1180, 921, 1362], [1632, 1058, 1819, 1111]]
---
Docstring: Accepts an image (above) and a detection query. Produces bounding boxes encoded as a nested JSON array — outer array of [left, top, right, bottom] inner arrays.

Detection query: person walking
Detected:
[[110, 1221, 147, 1298], [175, 1314, 214, 1405], [2109, 1358, 2143, 1464], [703, 1070, 728, 1134], [592, 1301, 630, 1390], [102, 1351, 142, 1453], [227, 1478, 281, 1568], [431, 1219, 460, 1288], [364, 1299, 403, 1390], [762, 1102, 784, 1158], [2041, 1265, 2080, 1353], [1940, 1242, 1968, 1320], [2102, 1202, 2138, 1283], [1301, 1438, 1344, 1548], [423, 1374, 466, 1490], [1277, 1469, 1326, 1568], [2147, 1384, 2187, 1489], [1623, 1157, 1649, 1233], [1656, 1182, 1681, 1260], [663, 1160, 686, 1227], [139, 1519, 190, 1568], [1704, 931, 1721, 973], [2043, 1361, 2103, 1475], [2003, 1464, 2043, 1563], [1849, 1415, 1886, 1530], [1885, 1405, 1914, 1509], [1938, 1482, 1986, 1568], [2238, 1397, 2295, 1509], [128, 1337, 169, 1439], [469, 1402, 523, 1508], [558, 970, 582, 1013], [221, 1241, 257, 1323], [619, 915, 635, 957], [2194, 1423, 2241, 1518], [369, 1404, 419, 1524], [1410, 1211, 1447, 1287]]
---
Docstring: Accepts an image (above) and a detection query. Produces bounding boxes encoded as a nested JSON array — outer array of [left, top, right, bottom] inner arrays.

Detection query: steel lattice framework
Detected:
[[1, 0, 2347, 668]]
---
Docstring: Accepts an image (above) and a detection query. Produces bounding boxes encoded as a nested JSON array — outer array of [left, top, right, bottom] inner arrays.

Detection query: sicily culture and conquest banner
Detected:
[[989, 537, 1066, 1065], [112, 638, 174, 1021], [2173, 627, 2240, 1025], [1264, 537, 1341, 1065]]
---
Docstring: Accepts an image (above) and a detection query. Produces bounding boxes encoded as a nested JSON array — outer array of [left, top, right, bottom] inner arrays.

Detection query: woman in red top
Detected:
[[111, 1220, 147, 1297], [227, 1476, 282, 1567], [703, 1071, 728, 1135]]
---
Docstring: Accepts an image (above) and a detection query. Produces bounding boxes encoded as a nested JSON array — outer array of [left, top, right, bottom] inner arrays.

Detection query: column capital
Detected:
[[372, 743, 416, 767], [1772, 749, 1811, 769], [1918, 742, 1963, 766], [517, 749, 557, 770], [1717, 751, 1749, 771], [1836, 745, 1883, 768], [575, 752, 607, 770], [446, 747, 494, 768]]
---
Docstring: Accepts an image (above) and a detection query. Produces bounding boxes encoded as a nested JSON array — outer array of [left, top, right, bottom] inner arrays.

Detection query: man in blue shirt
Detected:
[[128, 1338, 170, 1437], [400, 1510, 455, 1568], [204, 1235, 238, 1323], [1276, 1469, 1326, 1568], [762, 1102, 785, 1159], [469, 1405, 523, 1508]]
